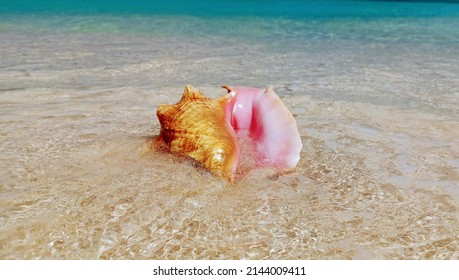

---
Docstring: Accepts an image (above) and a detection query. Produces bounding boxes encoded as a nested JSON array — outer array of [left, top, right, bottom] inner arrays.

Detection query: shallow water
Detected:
[[1, 2, 459, 259]]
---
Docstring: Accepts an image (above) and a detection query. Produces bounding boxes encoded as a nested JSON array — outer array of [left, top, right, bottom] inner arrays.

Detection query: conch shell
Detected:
[[155, 85, 302, 181], [156, 85, 240, 181]]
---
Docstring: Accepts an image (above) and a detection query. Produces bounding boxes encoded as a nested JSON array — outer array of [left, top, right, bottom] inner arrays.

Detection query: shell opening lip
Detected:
[[223, 85, 302, 171]]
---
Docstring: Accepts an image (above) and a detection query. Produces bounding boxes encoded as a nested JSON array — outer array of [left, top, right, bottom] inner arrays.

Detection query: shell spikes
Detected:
[[156, 85, 240, 181]]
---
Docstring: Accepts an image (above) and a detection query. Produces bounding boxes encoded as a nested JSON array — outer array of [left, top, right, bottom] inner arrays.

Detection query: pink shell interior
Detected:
[[224, 86, 302, 170]]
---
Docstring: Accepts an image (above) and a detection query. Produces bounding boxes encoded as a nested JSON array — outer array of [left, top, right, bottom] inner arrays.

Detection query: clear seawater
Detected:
[[1, 1, 458, 259]]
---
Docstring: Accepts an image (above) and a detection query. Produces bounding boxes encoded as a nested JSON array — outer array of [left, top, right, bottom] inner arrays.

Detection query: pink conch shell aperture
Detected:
[[222, 86, 303, 170], [155, 85, 302, 181]]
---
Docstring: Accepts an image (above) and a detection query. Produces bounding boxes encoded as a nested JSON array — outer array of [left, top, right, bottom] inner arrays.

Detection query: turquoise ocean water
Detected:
[[1, 0, 459, 39], [2, 0, 459, 18]]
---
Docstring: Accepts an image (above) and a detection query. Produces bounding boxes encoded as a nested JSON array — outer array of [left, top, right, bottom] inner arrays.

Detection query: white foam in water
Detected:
[[0, 13, 458, 259]]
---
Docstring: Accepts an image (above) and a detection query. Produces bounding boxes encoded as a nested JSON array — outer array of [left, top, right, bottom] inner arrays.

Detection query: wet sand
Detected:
[[0, 30, 458, 259]]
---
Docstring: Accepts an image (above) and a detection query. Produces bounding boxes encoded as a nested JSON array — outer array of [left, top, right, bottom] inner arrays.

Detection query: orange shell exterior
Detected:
[[156, 85, 240, 181]]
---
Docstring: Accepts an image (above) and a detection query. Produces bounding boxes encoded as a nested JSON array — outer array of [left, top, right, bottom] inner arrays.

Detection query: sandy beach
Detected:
[[1, 13, 458, 259]]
